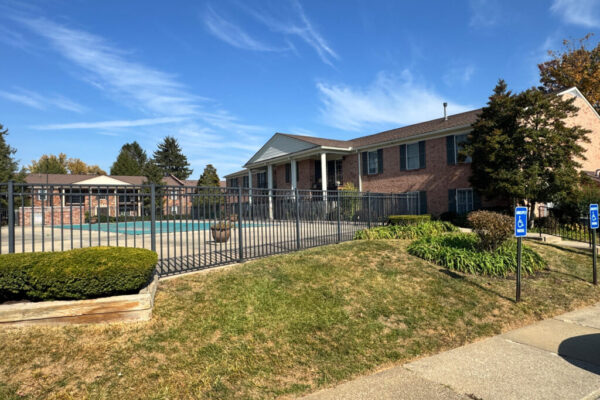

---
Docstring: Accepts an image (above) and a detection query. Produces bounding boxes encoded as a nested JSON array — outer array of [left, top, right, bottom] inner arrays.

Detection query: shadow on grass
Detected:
[[437, 268, 515, 303], [537, 242, 593, 256]]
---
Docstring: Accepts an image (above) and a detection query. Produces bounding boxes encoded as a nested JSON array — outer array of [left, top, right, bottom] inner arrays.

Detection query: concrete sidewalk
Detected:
[[301, 303, 600, 400]]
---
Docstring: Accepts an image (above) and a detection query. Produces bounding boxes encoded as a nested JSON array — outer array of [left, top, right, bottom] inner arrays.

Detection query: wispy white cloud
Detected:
[[244, 0, 338, 66], [203, 5, 287, 52], [317, 71, 472, 132], [17, 17, 200, 116], [31, 117, 187, 130], [0, 88, 86, 112], [469, 0, 501, 28], [551, 0, 600, 28], [443, 65, 476, 86], [205, 0, 337, 66]]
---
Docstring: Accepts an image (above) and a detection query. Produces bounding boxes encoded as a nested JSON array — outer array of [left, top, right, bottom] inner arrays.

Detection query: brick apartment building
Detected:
[[18, 173, 202, 226], [225, 87, 600, 216]]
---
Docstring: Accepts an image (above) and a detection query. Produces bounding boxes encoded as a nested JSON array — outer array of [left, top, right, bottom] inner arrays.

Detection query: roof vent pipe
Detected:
[[443, 102, 448, 121]]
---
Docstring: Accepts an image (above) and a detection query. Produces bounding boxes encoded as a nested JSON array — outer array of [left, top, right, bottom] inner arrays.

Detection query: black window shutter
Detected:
[[377, 149, 384, 174], [448, 189, 457, 213], [399, 144, 407, 171], [314, 160, 321, 182], [473, 190, 482, 210], [446, 136, 456, 165], [285, 163, 291, 183], [419, 191, 427, 215], [419, 141, 426, 169], [361, 152, 368, 176]]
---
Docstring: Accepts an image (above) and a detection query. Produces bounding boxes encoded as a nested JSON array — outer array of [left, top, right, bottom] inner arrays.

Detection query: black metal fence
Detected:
[[0, 182, 423, 276], [534, 205, 597, 246]]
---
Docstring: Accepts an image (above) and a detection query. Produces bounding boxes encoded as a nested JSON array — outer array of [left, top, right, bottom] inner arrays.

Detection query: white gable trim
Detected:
[[245, 133, 319, 166], [559, 87, 600, 121], [75, 176, 132, 185]]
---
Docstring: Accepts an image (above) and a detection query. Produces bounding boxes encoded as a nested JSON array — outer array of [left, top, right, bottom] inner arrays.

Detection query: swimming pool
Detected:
[[63, 221, 260, 235]]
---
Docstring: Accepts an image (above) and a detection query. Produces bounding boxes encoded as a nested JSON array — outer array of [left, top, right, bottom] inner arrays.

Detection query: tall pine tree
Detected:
[[111, 141, 148, 176], [465, 80, 590, 226], [0, 124, 21, 182], [152, 136, 192, 180]]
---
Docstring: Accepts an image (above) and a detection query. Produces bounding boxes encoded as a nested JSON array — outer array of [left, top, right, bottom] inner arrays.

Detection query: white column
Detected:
[[247, 170, 253, 205], [357, 152, 363, 192], [267, 164, 274, 220], [290, 159, 297, 190], [320, 152, 327, 201]]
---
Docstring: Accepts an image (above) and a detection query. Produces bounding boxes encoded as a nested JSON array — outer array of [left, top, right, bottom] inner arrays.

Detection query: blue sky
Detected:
[[1, 0, 599, 178]]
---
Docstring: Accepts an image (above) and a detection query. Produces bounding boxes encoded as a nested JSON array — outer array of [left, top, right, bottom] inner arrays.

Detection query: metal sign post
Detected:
[[514, 207, 528, 302], [590, 204, 598, 285]]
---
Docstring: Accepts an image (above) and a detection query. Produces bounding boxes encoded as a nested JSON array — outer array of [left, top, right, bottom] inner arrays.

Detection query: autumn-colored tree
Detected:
[[538, 34, 600, 113], [28, 153, 68, 174], [29, 154, 105, 175], [66, 158, 106, 175]]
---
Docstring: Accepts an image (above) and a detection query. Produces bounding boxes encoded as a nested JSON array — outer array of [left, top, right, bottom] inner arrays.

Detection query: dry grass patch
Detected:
[[0, 239, 599, 399]]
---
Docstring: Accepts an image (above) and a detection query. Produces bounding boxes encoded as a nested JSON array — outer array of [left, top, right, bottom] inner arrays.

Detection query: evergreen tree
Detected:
[[110, 141, 147, 176], [0, 124, 20, 183], [152, 136, 192, 180], [141, 160, 166, 215], [195, 164, 222, 218], [197, 164, 220, 188], [465, 80, 590, 226]]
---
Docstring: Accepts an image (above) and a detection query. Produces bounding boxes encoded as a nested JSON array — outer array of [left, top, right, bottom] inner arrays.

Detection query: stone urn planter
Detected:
[[210, 221, 232, 243]]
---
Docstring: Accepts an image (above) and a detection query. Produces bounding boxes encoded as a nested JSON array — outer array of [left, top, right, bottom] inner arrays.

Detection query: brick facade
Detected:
[[226, 89, 600, 217]]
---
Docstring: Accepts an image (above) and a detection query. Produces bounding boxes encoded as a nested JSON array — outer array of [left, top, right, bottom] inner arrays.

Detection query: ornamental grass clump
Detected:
[[407, 233, 546, 277], [354, 221, 458, 240], [468, 210, 513, 251]]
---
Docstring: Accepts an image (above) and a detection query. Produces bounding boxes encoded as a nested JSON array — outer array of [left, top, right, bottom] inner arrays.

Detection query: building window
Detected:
[[243, 175, 249, 188], [285, 163, 291, 183], [230, 177, 239, 187], [36, 189, 47, 202], [455, 134, 472, 163], [257, 172, 267, 188], [65, 189, 87, 205], [367, 151, 379, 175], [456, 188, 474, 214], [406, 143, 420, 170]]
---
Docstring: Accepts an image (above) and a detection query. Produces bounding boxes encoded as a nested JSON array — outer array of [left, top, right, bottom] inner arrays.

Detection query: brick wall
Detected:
[[16, 206, 84, 226], [568, 96, 600, 174]]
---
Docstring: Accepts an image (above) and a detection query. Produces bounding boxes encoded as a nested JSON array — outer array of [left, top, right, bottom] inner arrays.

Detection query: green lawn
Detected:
[[0, 239, 599, 399]]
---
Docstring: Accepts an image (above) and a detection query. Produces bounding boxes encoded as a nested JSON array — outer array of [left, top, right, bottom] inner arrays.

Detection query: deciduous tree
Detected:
[[539, 34, 600, 113]]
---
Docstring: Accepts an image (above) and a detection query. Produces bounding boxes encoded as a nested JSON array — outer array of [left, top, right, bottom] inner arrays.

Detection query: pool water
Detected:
[[63, 221, 259, 235]]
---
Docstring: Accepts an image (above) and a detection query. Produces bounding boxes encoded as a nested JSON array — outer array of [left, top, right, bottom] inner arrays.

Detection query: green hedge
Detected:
[[0, 247, 157, 302], [387, 214, 431, 225], [354, 221, 458, 240], [407, 233, 546, 277]]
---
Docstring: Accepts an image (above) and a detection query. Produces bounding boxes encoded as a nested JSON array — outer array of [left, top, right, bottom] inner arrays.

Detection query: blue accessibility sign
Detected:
[[515, 207, 528, 237], [591, 204, 599, 229]]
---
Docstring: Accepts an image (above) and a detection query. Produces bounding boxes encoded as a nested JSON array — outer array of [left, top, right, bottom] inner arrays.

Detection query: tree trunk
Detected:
[[528, 200, 536, 229]]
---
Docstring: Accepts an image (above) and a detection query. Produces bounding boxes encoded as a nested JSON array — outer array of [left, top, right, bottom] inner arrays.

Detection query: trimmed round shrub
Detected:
[[354, 221, 458, 240], [467, 210, 513, 251], [0, 247, 157, 302], [407, 233, 546, 277]]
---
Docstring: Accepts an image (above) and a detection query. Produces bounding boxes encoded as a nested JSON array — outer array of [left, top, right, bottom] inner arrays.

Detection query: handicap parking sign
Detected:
[[515, 207, 527, 237], [591, 204, 599, 229]]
